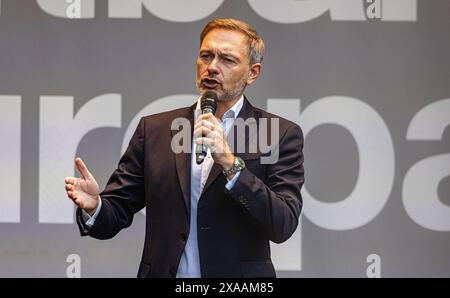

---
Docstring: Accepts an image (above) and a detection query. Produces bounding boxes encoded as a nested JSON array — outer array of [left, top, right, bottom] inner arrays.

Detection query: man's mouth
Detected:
[[201, 78, 220, 89]]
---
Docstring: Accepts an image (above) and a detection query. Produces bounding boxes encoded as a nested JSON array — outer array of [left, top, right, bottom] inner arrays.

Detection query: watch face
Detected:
[[236, 157, 245, 169]]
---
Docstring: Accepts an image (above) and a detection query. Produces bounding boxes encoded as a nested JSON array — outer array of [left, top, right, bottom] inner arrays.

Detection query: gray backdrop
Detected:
[[0, 0, 449, 277]]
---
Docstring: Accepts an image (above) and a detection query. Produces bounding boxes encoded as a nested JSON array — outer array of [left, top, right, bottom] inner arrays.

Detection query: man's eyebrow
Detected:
[[199, 49, 240, 60], [220, 53, 240, 61], [200, 49, 239, 59]]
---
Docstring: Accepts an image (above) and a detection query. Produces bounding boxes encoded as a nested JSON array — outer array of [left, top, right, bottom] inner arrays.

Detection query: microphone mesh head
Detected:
[[200, 91, 218, 114]]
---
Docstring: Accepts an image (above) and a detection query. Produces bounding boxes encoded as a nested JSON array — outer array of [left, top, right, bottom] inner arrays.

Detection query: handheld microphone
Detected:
[[196, 91, 218, 164]]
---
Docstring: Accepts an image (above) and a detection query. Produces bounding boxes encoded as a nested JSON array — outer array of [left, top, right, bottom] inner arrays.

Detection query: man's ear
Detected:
[[246, 63, 261, 86]]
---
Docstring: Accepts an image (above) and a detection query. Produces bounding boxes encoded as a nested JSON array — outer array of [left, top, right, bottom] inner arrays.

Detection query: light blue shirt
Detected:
[[82, 95, 244, 278]]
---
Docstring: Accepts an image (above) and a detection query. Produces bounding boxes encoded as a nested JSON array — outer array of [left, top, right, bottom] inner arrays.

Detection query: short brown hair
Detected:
[[200, 18, 265, 65]]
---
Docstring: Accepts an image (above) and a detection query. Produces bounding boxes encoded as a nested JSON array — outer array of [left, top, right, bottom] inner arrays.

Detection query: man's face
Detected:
[[196, 29, 256, 102]]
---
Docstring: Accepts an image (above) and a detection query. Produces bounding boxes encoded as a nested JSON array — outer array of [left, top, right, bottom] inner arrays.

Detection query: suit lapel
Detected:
[[200, 163, 223, 197], [172, 103, 196, 217]]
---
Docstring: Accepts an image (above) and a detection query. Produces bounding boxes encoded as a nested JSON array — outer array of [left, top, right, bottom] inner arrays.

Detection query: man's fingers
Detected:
[[65, 184, 74, 191], [75, 157, 92, 180], [67, 189, 78, 197], [67, 190, 75, 199], [67, 190, 82, 205], [194, 126, 214, 139], [195, 137, 214, 148], [194, 118, 216, 131], [195, 137, 227, 154], [65, 177, 75, 184], [197, 113, 220, 124]]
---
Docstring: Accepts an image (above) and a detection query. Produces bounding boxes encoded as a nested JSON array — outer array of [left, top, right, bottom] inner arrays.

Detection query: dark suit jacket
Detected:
[[76, 97, 304, 278]]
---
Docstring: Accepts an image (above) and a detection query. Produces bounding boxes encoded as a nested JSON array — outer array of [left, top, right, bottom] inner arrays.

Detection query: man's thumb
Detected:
[[75, 157, 92, 180]]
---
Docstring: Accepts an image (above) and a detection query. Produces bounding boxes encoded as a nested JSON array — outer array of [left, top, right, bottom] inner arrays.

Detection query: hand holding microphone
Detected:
[[194, 91, 236, 171]]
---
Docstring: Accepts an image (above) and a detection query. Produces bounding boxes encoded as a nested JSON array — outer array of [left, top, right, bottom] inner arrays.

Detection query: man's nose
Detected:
[[207, 57, 220, 75]]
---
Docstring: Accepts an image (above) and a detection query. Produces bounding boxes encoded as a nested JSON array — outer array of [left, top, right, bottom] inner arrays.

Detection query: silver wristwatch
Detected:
[[223, 156, 246, 180]]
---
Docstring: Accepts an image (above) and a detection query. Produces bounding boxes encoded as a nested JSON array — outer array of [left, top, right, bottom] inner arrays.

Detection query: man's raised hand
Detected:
[[64, 157, 100, 216]]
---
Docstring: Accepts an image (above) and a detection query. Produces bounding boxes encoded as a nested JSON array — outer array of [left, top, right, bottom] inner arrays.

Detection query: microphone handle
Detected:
[[195, 107, 216, 164], [196, 143, 207, 164]]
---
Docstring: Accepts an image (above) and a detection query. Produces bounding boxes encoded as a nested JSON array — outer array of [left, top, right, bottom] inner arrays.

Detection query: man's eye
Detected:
[[224, 58, 235, 63]]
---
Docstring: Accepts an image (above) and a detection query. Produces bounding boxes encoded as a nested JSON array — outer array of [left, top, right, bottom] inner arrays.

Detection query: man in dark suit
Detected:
[[64, 18, 304, 278]]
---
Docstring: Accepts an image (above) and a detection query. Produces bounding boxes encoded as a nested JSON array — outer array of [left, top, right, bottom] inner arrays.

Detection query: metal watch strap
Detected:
[[223, 156, 245, 180]]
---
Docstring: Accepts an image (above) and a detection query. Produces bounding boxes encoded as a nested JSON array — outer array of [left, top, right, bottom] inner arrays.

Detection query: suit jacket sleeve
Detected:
[[226, 124, 304, 243], [77, 117, 146, 239]]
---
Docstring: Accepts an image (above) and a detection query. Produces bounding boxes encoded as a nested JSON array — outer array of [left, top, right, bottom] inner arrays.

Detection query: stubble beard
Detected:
[[197, 77, 248, 102]]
